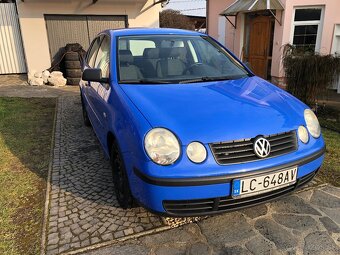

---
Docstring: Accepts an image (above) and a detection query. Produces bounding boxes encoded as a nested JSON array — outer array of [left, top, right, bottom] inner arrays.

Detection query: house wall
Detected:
[[207, 0, 239, 53], [275, 0, 340, 80], [207, 0, 340, 84], [17, 0, 161, 72]]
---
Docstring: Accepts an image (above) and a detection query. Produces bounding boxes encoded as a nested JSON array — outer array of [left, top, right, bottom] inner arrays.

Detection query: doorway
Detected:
[[243, 12, 275, 79]]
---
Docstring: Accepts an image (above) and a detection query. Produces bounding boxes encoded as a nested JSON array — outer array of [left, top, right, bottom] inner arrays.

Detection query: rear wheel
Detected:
[[110, 142, 134, 209], [80, 95, 91, 127]]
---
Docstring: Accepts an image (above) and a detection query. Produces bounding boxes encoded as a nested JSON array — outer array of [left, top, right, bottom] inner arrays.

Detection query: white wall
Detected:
[[17, 0, 161, 72]]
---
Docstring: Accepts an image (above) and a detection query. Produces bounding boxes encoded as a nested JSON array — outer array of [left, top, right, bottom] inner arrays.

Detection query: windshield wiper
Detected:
[[179, 75, 246, 84], [119, 79, 173, 84]]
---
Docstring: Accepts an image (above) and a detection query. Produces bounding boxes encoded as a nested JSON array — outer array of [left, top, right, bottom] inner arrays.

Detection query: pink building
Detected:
[[207, 0, 340, 91]]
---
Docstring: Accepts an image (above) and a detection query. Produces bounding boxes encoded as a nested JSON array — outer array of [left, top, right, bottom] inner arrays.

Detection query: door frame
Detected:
[[331, 24, 340, 93], [331, 23, 340, 55]]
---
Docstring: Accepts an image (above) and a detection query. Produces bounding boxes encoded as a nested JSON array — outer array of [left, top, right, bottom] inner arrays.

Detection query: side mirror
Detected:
[[82, 68, 109, 84]]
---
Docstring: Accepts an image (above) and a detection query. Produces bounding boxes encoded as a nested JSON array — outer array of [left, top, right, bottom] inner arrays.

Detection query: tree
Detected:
[[160, 9, 195, 30]]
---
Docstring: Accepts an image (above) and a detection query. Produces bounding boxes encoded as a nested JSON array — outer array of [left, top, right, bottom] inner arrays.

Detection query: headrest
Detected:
[[170, 47, 187, 58], [119, 50, 133, 64], [160, 47, 187, 58], [143, 48, 160, 59], [160, 48, 172, 58]]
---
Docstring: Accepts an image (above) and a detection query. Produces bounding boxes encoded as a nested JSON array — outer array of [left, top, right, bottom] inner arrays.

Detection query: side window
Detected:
[[129, 40, 155, 56], [195, 40, 215, 64], [86, 37, 102, 68], [94, 36, 110, 78], [188, 40, 198, 63], [118, 39, 128, 50]]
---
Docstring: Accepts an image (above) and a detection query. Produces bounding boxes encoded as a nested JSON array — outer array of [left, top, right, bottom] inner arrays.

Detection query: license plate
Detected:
[[232, 167, 298, 198]]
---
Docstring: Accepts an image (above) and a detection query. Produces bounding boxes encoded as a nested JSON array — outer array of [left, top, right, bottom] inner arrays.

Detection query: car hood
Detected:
[[120, 77, 307, 145]]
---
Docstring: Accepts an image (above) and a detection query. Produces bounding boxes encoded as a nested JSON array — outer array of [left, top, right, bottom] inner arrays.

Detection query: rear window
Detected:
[[119, 39, 156, 57]]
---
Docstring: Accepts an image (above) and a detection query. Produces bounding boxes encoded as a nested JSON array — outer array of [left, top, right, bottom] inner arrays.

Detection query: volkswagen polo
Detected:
[[80, 28, 325, 217]]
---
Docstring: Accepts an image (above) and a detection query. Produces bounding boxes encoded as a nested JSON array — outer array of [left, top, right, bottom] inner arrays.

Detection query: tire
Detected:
[[65, 69, 82, 78], [65, 44, 81, 52], [110, 142, 135, 209], [65, 60, 81, 69], [65, 52, 79, 61], [81, 95, 91, 127], [67, 77, 81, 85]]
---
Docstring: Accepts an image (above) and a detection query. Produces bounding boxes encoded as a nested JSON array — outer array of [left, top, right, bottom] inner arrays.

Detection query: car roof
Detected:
[[105, 28, 204, 37]]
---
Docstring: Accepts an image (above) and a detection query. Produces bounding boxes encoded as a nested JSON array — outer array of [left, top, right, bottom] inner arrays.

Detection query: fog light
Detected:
[[298, 126, 309, 144], [187, 142, 207, 163]]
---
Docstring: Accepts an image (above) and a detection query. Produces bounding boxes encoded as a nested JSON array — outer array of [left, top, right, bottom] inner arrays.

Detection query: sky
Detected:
[[164, 0, 207, 17]]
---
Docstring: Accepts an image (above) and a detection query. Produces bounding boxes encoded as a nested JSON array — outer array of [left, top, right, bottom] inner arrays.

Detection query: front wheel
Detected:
[[110, 142, 135, 209]]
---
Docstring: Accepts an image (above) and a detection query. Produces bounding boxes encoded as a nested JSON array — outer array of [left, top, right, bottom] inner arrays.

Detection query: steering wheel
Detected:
[[183, 63, 204, 75]]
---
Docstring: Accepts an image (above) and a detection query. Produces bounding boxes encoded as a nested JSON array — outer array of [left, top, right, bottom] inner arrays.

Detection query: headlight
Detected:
[[144, 128, 180, 165], [304, 109, 321, 138], [187, 142, 207, 163], [298, 126, 309, 144]]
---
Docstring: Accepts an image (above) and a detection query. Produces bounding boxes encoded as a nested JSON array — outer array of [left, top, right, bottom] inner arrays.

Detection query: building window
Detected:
[[292, 7, 323, 52]]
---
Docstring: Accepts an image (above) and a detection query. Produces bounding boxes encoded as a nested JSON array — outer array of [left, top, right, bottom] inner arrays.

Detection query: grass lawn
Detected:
[[0, 98, 56, 255], [319, 128, 340, 187]]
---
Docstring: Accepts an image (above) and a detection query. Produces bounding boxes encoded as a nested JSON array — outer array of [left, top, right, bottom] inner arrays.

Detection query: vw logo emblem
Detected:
[[253, 137, 271, 158]]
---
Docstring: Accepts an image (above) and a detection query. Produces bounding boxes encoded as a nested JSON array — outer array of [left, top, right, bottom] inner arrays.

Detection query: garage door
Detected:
[[0, 2, 26, 74], [45, 15, 127, 62]]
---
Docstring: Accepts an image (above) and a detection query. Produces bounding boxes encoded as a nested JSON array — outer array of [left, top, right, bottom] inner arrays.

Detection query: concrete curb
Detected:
[[40, 97, 59, 255]]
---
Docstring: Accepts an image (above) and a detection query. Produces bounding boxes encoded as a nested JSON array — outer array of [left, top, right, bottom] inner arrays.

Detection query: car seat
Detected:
[[156, 47, 187, 78], [119, 50, 143, 81], [142, 48, 160, 78]]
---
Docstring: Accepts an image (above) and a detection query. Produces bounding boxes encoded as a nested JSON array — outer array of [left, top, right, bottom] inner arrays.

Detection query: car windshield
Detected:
[[117, 35, 251, 84]]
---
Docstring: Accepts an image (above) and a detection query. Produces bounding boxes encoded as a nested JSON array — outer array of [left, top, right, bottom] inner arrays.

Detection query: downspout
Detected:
[[206, 0, 209, 34]]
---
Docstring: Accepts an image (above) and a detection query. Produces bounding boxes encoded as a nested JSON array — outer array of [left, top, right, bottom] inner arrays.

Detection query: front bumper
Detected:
[[162, 170, 317, 216], [131, 147, 325, 217]]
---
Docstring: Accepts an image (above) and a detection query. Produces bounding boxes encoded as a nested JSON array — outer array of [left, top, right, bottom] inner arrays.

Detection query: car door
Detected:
[[87, 35, 111, 146], [82, 35, 102, 128]]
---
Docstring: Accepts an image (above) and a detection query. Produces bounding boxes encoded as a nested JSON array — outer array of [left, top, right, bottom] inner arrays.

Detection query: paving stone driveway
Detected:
[[83, 186, 340, 255], [46, 96, 340, 255], [46, 97, 164, 254]]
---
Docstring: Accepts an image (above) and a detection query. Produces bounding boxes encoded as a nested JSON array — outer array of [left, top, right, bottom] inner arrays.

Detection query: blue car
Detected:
[[80, 28, 325, 217]]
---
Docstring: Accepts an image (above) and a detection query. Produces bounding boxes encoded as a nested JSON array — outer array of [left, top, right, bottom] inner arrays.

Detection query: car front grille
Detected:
[[163, 170, 317, 217], [210, 131, 298, 165]]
